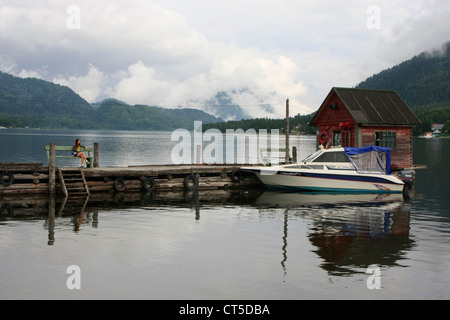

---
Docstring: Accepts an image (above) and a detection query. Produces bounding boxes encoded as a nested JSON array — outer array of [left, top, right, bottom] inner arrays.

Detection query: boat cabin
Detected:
[[300, 147, 353, 170], [309, 87, 421, 170]]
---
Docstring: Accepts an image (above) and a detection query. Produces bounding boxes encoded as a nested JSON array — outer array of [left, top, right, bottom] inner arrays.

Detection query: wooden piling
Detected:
[[292, 146, 297, 163], [48, 192, 55, 245], [94, 142, 99, 168], [285, 99, 290, 164], [48, 143, 56, 194]]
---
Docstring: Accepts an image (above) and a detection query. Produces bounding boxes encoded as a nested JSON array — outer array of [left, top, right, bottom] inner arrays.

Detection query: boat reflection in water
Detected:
[[254, 190, 413, 276]]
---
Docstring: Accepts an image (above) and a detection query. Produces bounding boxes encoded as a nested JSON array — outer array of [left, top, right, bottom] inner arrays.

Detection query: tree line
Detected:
[[202, 113, 317, 134]]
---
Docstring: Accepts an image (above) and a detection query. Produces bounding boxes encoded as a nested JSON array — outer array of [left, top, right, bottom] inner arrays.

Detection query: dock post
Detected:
[[285, 99, 290, 163], [49, 142, 56, 194], [48, 192, 55, 245], [292, 146, 297, 163], [94, 142, 99, 168]]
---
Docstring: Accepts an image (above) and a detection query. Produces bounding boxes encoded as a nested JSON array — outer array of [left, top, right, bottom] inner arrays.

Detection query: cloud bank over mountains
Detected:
[[1, 0, 450, 120]]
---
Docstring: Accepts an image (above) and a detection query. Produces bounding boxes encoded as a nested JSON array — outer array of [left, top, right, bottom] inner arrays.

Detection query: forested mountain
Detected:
[[0, 71, 94, 128], [357, 42, 450, 107], [356, 42, 450, 134], [93, 99, 222, 130], [0, 72, 222, 130]]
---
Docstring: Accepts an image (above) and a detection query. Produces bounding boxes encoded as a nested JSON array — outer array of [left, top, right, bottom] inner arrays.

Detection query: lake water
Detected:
[[0, 128, 449, 301]]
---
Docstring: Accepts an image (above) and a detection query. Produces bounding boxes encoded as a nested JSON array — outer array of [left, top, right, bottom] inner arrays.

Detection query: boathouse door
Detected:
[[333, 131, 341, 146], [332, 131, 351, 147]]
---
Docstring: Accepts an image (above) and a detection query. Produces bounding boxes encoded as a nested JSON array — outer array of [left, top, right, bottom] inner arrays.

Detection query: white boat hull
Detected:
[[243, 166, 405, 193]]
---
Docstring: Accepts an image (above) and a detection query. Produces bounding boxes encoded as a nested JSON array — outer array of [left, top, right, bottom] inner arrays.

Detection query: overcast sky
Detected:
[[1, 0, 449, 118]]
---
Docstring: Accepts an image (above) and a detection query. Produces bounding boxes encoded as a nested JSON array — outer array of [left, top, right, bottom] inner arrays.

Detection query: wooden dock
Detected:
[[0, 162, 50, 195], [0, 162, 264, 196], [0, 142, 266, 196]]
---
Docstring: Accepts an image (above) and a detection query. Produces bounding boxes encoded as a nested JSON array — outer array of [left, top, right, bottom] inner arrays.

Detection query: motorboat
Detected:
[[241, 146, 405, 193]]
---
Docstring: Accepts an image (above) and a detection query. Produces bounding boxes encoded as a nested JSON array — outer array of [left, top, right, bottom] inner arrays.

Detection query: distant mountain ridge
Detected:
[[0, 72, 222, 130], [91, 98, 128, 109], [356, 41, 450, 108], [356, 41, 450, 134], [93, 99, 223, 131]]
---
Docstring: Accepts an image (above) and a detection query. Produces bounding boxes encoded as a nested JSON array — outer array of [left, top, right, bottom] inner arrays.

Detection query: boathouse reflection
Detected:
[[255, 191, 414, 277]]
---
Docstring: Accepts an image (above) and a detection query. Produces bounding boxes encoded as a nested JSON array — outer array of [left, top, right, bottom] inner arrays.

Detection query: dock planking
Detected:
[[1, 162, 49, 195], [80, 164, 263, 193], [1, 162, 264, 195]]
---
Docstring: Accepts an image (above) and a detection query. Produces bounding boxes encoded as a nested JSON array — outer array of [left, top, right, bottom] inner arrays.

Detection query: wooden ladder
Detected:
[[58, 168, 90, 197]]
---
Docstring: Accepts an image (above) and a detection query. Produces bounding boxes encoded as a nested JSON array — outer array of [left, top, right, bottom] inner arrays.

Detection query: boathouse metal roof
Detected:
[[311, 87, 422, 126]]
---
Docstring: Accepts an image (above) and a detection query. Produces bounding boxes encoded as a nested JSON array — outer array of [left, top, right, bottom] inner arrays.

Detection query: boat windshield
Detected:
[[312, 151, 349, 163], [301, 150, 350, 163], [301, 150, 322, 162]]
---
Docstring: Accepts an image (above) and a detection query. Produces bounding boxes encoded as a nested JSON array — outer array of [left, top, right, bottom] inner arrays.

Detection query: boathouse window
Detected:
[[375, 131, 396, 149]]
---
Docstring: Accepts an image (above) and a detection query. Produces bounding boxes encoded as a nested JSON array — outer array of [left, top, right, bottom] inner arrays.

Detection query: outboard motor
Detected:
[[400, 170, 415, 185], [400, 170, 415, 199]]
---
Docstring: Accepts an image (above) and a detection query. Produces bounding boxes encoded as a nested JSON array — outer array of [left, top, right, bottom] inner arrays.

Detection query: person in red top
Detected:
[[72, 138, 90, 167]]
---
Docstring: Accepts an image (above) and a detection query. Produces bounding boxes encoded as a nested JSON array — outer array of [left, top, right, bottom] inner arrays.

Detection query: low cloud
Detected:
[[0, 0, 313, 118], [366, 0, 450, 73], [1, 0, 450, 120], [110, 52, 309, 118], [53, 64, 106, 103]]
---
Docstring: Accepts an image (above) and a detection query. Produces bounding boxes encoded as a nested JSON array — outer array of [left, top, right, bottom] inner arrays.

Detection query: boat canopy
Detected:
[[344, 146, 391, 174]]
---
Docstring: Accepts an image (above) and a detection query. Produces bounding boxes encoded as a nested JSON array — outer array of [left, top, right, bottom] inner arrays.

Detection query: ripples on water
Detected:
[[0, 190, 419, 299], [1, 130, 449, 299]]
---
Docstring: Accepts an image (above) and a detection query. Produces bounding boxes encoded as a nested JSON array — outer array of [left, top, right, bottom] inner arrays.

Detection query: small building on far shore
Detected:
[[432, 123, 444, 136], [309, 87, 422, 170]]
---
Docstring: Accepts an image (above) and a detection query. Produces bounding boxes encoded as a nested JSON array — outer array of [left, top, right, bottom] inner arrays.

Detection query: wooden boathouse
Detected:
[[0, 143, 264, 196], [310, 87, 422, 170]]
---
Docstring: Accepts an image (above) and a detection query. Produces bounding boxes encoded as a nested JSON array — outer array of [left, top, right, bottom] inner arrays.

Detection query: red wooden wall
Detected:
[[313, 92, 414, 169], [361, 126, 413, 169], [314, 93, 356, 148]]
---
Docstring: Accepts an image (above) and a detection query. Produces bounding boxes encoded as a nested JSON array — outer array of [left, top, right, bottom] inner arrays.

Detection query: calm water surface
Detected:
[[0, 129, 449, 300]]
